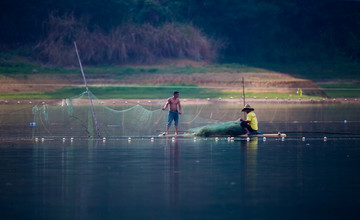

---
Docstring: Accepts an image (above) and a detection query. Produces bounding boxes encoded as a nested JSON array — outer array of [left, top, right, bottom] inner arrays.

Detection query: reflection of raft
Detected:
[[159, 133, 287, 138]]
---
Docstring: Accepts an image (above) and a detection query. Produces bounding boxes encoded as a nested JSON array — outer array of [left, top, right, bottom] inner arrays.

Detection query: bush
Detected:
[[34, 14, 222, 66]]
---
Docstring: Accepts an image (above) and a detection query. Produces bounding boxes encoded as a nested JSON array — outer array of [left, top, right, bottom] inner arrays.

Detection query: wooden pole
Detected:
[[242, 77, 246, 118], [74, 41, 101, 138]]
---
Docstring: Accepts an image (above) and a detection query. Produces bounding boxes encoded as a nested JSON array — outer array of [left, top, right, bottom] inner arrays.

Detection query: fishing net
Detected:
[[190, 121, 245, 136], [32, 90, 248, 138], [37, 89, 358, 138]]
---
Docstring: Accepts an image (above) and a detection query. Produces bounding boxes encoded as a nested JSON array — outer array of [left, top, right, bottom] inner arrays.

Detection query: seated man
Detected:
[[240, 104, 258, 135]]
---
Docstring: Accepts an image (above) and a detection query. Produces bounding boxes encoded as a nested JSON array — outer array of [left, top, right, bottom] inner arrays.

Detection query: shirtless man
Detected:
[[162, 91, 182, 135]]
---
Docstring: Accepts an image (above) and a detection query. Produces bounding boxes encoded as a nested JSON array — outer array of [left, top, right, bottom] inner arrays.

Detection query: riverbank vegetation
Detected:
[[33, 15, 220, 66], [0, 0, 359, 99], [1, 1, 359, 70]]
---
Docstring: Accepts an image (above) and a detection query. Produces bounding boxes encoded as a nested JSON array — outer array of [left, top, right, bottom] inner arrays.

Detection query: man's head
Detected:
[[244, 109, 252, 113], [241, 104, 254, 113], [173, 91, 179, 98]]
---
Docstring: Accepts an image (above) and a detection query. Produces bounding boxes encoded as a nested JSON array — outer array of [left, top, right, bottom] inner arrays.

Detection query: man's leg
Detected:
[[241, 121, 250, 135], [174, 111, 179, 135], [243, 127, 250, 135], [164, 111, 173, 135], [174, 126, 178, 134]]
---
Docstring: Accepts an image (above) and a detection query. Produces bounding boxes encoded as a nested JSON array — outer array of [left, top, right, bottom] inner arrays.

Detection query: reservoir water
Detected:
[[0, 103, 359, 219]]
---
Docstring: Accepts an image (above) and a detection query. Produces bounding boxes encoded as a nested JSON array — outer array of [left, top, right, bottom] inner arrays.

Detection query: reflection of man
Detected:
[[165, 138, 181, 208], [244, 137, 258, 191], [240, 104, 258, 135], [247, 138, 258, 150]]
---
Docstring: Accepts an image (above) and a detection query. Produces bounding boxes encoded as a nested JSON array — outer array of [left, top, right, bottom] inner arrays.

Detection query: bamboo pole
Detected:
[[74, 41, 101, 138]]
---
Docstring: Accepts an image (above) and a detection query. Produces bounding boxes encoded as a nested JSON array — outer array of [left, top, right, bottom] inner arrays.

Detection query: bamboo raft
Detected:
[[158, 133, 287, 138]]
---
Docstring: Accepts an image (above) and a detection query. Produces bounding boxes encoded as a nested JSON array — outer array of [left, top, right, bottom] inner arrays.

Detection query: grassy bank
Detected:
[[2, 50, 360, 77], [0, 59, 268, 75], [0, 85, 319, 100], [1, 54, 359, 99], [252, 60, 360, 81], [318, 83, 360, 98], [1, 55, 359, 84]]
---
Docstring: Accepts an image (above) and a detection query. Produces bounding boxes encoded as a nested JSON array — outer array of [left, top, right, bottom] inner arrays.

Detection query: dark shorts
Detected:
[[241, 121, 256, 133], [167, 110, 179, 126]]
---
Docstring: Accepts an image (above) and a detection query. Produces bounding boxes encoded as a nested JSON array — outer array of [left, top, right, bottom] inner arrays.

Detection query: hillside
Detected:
[[0, 59, 326, 100]]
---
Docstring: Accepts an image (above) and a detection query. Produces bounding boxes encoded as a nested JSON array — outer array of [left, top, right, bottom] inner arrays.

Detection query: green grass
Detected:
[[0, 85, 322, 100], [318, 83, 360, 98], [0, 60, 77, 74], [2, 58, 359, 82], [1, 53, 358, 99], [0, 60, 265, 75], [252, 60, 360, 80], [1, 51, 359, 80], [0, 53, 270, 75], [0, 92, 54, 99]]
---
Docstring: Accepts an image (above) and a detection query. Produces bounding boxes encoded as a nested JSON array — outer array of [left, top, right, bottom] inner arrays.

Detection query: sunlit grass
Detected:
[[0, 57, 270, 75], [254, 60, 360, 80], [0, 60, 76, 74], [0, 92, 53, 99], [0, 85, 322, 100], [318, 83, 360, 98]]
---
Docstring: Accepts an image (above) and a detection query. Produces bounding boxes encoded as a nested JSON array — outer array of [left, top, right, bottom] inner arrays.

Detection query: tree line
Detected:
[[1, 0, 359, 64]]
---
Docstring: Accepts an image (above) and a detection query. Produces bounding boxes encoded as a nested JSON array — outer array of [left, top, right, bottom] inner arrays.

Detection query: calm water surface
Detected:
[[0, 103, 360, 219], [1, 138, 360, 219]]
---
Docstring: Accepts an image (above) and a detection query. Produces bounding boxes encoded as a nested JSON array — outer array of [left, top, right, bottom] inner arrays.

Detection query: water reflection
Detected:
[[164, 138, 181, 209], [31, 140, 102, 219], [29, 138, 185, 218], [241, 138, 258, 194], [1, 136, 359, 219]]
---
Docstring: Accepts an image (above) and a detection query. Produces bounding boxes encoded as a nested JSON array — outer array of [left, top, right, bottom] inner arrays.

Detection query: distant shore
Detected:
[[1, 62, 359, 101], [1, 97, 359, 106]]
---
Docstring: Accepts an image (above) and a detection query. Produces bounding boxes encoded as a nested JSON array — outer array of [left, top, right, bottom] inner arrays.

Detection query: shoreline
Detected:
[[1, 97, 359, 106]]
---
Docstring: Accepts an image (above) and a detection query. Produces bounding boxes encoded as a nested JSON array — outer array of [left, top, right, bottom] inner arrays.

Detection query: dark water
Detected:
[[0, 138, 360, 219], [1, 103, 360, 219]]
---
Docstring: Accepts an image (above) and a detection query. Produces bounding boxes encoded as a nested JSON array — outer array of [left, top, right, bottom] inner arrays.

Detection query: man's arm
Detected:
[[178, 101, 182, 114], [240, 114, 250, 123], [162, 99, 170, 110], [240, 118, 250, 123]]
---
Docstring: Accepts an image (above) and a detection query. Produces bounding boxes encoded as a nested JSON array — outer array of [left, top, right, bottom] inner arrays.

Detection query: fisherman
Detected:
[[240, 104, 258, 135], [162, 91, 182, 135]]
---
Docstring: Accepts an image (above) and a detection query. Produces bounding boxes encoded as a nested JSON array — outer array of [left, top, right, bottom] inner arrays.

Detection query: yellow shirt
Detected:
[[246, 111, 258, 130]]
